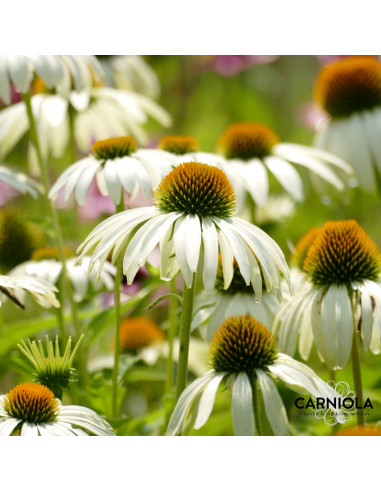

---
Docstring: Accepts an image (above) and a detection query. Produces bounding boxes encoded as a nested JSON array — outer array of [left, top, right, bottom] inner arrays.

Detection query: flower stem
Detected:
[[252, 378, 264, 436], [175, 274, 196, 400], [164, 278, 178, 396], [351, 329, 365, 426], [21, 91, 84, 371], [111, 199, 125, 418]]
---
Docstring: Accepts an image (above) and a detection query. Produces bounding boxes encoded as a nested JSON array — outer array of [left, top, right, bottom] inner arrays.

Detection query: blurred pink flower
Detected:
[[77, 181, 115, 222], [0, 181, 18, 206], [211, 55, 279, 77], [297, 102, 328, 131]]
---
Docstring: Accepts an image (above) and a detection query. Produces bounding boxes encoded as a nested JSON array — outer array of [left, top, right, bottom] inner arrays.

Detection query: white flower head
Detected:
[[314, 56, 381, 192], [0, 55, 103, 105], [0, 382, 114, 436], [274, 220, 381, 369], [0, 164, 42, 197], [49, 136, 173, 206], [0, 86, 172, 163], [76, 162, 291, 298], [0, 274, 59, 309], [10, 248, 116, 303], [167, 314, 343, 436], [216, 122, 352, 207]]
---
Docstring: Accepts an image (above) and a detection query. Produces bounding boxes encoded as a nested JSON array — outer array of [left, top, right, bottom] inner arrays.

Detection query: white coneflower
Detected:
[[76, 162, 291, 297], [167, 314, 342, 436], [0, 84, 172, 162], [314, 56, 381, 192], [0, 55, 103, 105], [274, 220, 381, 369], [49, 136, 173, 206], [0, 274, 59, 309], [216, 122, 352, 206], [10, 247, 116, 303], [0, 165, 41, 197], [0, 383, 114, 436]]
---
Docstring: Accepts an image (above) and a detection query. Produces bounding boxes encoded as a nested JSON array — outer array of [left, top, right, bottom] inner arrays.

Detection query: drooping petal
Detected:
[[231, 372, 255, 436], [256, 369, 289, 436]]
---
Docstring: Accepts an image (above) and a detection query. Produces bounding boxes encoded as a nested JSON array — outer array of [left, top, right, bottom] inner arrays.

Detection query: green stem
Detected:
[[112, 199, 125, 418], [55, 306, 67, 340], [252, 378, 264, 436], [164, 277, 178, 396], [351, 328, 365, 426], [175, 274, 196, 400], [21, 92, 84, 370]]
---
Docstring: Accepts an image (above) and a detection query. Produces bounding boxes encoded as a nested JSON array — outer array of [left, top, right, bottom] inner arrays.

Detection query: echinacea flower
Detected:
[[192, 258, 280, 340], [217, 122, 352, 206], [0, 274, 59, 309], [149, 135, 227, 173], [167, 314, 342, 436], [0, 55, 103, 105], [274, 220, 381, 369], [49, 136, 173, 206], [0, 164, 41, 197], [76, 162, 291, 297], [99, 55, 161, 99], [10, 248, 116, 303], [0, 83, 172, 163], [18, 335, 83, 399], [314, 56, 381, 192], [0, 382, 114, 436], [119, 316, 166, 352]]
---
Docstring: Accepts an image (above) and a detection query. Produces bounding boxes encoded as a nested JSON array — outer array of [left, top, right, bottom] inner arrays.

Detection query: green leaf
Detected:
[[192, 302, 217, 320], [145, 293, 182, 311]]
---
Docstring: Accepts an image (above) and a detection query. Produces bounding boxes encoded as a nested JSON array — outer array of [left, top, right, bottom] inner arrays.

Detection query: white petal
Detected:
[[21, 422, 39, 436], [194, 372, 225, 429], [265, 156, 304, 201], [166, 372, 215, 436], [201, 217, 219, 293], [231, 372, 255, 436], [0, 418, 21, 436], [256, 369, 289, 436]]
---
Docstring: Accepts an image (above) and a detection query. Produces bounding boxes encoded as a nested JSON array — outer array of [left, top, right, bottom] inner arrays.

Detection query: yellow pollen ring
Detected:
[[314, 56, 381, 118], [32, 246, 73, 261], [158, 135, 199, 155], [154, 162, 236, 217], [218, 122, 280, 160], [91, 136, 137, 160], [4, 382, 59, 423], [303, 220, 381, 285]]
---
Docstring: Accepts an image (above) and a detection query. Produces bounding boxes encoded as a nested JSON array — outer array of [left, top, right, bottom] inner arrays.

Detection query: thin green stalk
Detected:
[[175, 274, 196, 400], [350, 293, 364, 426], [164, 277, 178, 396], [112, 200, 125, 418], [55, 306, 67, 340], [351, 329, 364, 426], [23, 92, 86, 376], [252, 378, 264, 436]]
